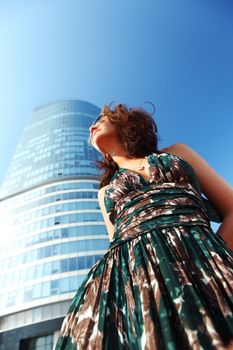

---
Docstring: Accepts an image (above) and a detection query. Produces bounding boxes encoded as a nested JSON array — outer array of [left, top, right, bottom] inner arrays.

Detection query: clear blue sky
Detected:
[[0, 0, 233, 188]]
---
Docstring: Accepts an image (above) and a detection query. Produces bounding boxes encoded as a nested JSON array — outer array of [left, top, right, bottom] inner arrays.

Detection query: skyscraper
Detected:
[[0, 100, 109, 349]]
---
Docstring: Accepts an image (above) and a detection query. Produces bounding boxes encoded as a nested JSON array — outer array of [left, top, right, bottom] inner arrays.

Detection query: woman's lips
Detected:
[[92, 128, 100, 136], [90, 128, 100, 140]]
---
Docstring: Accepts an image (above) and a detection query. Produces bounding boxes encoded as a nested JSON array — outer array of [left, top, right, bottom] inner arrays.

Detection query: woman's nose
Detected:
[[89, 124, 95, 133], [89, 124, 99, 133]]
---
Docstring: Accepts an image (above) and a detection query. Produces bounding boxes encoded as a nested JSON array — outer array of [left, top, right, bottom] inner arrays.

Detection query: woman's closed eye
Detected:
[[89, 119, 104, 134], [91, 113, 106, 126], [93, 118, 106, 128]]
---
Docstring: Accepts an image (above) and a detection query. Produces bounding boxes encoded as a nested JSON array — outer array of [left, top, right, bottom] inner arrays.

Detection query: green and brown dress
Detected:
[[56, 152, 233, 349]]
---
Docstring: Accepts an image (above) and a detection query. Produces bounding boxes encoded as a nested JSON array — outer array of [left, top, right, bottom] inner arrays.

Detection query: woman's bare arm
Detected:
[[98, 185, 115, 240], [162, 143, 233, 250]]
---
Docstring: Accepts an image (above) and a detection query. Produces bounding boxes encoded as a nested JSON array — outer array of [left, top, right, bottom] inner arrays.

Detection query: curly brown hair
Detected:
[[95, 103, 160, 188]]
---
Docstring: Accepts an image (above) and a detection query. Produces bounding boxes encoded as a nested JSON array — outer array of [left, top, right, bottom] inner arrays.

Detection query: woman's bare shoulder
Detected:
[[160, 143, 200, 161], [160, 143, 183, 154], [160, 143, 233, 216]]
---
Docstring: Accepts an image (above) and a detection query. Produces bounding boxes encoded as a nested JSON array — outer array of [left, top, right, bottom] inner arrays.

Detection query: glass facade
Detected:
[[0, 100, 109, 341], [22, 334, 54, 350]]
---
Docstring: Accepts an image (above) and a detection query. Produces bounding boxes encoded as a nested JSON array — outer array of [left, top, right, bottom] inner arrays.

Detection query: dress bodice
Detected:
[[104, 152, 221, 227]]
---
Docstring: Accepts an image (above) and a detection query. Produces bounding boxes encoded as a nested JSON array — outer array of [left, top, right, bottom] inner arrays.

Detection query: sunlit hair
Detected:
[[95, 103, 160, 188]]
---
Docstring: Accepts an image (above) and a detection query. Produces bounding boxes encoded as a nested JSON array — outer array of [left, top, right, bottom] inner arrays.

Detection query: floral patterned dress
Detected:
[[56, 152, 233, 350]]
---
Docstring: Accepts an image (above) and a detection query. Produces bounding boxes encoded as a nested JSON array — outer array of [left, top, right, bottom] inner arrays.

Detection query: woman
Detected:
[[56, 103, 233, 349]]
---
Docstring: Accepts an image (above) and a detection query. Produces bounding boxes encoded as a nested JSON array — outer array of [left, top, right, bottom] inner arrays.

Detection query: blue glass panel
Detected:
[[60, 278, 69, 293], [61, 259, 68, 272], [78, 256, 86, 269], [41, 282, 50, 297], [69, 258, 78, 271], [69, 276, 78, 291], [86, 255, 94, 268]]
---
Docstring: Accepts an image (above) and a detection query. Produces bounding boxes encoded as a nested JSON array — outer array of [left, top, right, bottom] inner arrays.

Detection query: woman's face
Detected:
[[89, 113, 119, 153]]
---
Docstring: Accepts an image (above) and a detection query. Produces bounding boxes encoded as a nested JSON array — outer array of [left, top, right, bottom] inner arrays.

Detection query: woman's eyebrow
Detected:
[[92, 113, 104, 125]]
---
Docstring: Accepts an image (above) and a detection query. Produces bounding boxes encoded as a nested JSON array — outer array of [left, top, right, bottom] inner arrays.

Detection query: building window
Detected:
[[20, 334, 53, 350]]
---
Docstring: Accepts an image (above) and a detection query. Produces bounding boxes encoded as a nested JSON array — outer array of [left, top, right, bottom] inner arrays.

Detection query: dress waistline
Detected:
[[109, 184, 210, 250]]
